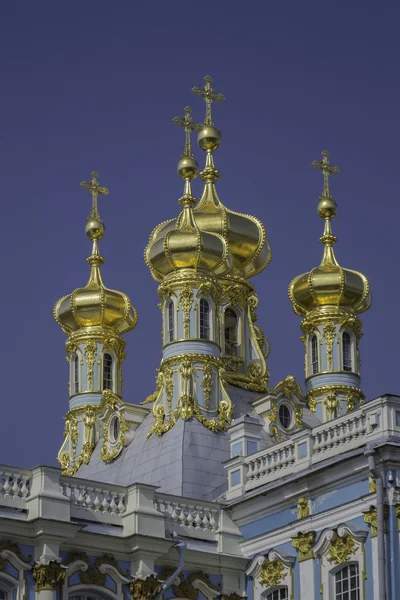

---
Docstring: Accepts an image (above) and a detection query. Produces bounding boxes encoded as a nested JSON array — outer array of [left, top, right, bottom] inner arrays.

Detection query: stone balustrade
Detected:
[[226, 395, 400, 498], [60, 476, 127, 522], [154, 492, 220, 539], [0, 467, 30, 508]]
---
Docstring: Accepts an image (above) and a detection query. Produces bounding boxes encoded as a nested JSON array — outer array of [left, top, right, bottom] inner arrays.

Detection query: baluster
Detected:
[[85, 488, 93, 508], [20, 476, 29, 498], [186, 506, 194, 528], [3, 474, 12, 496], [117, 495, 125, 514], [209, 510, 217, 532], [101, 490, 110, 512], [93, 489, 101, 511], [11, 477, 20, 497], [76, 486, 85, 505], [109, 493, 118, 513], [171, 503, 179, 522], [194, 508, 202, 530]]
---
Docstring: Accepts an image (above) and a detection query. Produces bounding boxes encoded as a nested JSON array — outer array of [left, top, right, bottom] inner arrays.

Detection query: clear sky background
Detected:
[[1, 1, 399, 467]]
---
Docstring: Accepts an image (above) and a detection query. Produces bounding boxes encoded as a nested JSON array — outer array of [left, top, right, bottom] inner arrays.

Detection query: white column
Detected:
[[299, 559, 316, 600]]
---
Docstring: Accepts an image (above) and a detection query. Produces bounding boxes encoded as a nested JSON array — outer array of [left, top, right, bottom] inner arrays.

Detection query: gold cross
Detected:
[[173, 106, 200, 157], [80, 171, 109, 219], [312, 151, 340, 198], [192, 75, 225, 125]]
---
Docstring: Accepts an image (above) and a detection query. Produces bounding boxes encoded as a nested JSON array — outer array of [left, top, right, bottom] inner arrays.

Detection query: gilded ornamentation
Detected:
[[259, 558, 285, 588], [33, 561, 66, 591], [179, 285, 193, 338], [101, 409, 129, 463], [101, 389, 122, 410], [65, 339, 78, 360], [142, 371, 163, 404], [364, 507, 377, 537], [82, 406, 95, 464], [84, 340, 97, 389], [308, 395, 317, 412], [323, 321, 336, 370], [294, 408, 303, 428], [324, 390, 338, 415], [222, 284, 248, 308], [221, 595, 243, 600], [273, 374, 303, 400], [130, 575, 162, 600], [327, 534, 357, 565], [369, 475, 376, 493], [292, 531, 316, 561], [201, 360, 213, 409], [267, 404, 283, 441], [297, 497, 310, 519]]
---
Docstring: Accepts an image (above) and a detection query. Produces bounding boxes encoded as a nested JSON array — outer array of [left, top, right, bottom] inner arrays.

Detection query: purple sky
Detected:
[[1, 1, 399, 467]]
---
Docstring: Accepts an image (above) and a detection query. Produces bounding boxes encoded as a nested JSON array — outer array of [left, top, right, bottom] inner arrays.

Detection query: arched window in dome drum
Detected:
[[224, 308, 238, 355], [342, 332, 352, 372], [72, 354, 79, 394], [103, 353, 113, 390], [199, 298, 210, 339], [168, 301, 175, 343], [311, 335, 319, 374]]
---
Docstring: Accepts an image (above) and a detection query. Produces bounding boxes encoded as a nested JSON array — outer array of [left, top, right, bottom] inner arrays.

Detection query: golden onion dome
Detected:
[[145, 106, 232, 282], [146, 78, 271, 281], [54, 172, 137, 336], [289, 151, 371, 318]]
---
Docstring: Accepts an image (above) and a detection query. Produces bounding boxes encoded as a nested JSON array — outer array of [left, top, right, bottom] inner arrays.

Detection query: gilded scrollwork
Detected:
[[33, 561, 66, 591], [323, 321, 336, 369], [130, 575, 162, 600], [292, 530, 316, 561], [179, 284, 193, 338], [84, 340, 97, 388], [201, 360, 213, 409], [101, 409, 129, 463], [259, 558, 285, 588], [327, 534, 357, 565]]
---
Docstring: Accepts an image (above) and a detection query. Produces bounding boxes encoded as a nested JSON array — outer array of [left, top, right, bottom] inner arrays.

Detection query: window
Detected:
[[72, 354, 79, 394], [168, 301, 175, 343], [278, 404, 291, 429], [199, 298, 210, 339], [311, 334, 319, 374], [0, 589, 7, 600], [266, 589, 288, 600], [231, 441, 243, 457], [109, 415, 120, 443], [103, 353, 113, 390], [342, 332, 352, 372], [224, 308, 238, 355], [335, 564, 360, 600], [247, 440, 258, 455], [230, 469, 241, 486]]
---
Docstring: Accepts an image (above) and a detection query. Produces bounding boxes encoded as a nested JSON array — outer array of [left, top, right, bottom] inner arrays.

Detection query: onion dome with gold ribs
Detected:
[[54, 171, 137, 335], [289, 151, 371, 317], [145, 105, 231, 281], [146, 77, 271, 281]]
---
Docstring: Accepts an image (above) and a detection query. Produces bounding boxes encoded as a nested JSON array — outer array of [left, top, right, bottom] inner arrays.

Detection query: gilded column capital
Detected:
[[33, 561, 66, 591], [292, 531, 316, 561], [130, 575, 162, 600]]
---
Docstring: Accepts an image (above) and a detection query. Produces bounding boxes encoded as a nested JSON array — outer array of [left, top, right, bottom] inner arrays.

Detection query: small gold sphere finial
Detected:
[[178, 155, 199, 180], [85, 218, 105, 240], [198, 125, 221, 152], [318, 196, 337, 219]]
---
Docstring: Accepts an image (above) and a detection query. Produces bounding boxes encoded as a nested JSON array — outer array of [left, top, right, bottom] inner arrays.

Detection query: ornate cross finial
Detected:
[[173, 106, 200, 157], [312, 151, 340, 198], [80, 171, 109, 220], [192, 75, 225, 125]]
